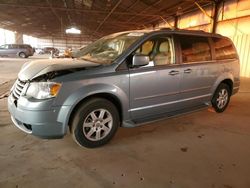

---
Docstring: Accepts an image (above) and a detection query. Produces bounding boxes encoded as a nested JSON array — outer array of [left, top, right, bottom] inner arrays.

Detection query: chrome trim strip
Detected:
[[182, 60, 216, 65], [180, 86, 211, 94], [130, 94, 211, 112], [134, 86, 211, 101], [11, 116, 32, 134], [135, 91, 179, 101]]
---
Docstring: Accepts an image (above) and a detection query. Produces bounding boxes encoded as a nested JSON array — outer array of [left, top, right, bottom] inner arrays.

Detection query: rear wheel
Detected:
[[19, 52, 27, 58], [212, 83, 231, 113], [71, 98, 120, 148]]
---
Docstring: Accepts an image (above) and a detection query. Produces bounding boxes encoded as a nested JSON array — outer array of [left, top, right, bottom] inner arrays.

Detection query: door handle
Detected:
[[169, 70, 180, 76], [184, 68, 192, 74]]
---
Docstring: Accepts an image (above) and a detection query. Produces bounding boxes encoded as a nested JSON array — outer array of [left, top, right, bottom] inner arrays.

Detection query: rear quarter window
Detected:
[[212, 37, 237, 60], [18, 45, 25, 48]]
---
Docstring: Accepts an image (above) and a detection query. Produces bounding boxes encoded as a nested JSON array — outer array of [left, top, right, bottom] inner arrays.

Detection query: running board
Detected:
[[122, 104, 210, 128]]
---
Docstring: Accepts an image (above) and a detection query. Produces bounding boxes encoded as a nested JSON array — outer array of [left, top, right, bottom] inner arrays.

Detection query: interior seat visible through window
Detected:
[[131, 36, 174, 68], [154, 41, 171, 66]]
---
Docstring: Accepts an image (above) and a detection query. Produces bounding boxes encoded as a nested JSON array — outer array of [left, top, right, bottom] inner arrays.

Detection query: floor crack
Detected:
[[0, 92, 9, 100]]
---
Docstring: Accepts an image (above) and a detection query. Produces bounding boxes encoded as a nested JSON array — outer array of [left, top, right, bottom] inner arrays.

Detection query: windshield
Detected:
[[74, 32, 144, 64]]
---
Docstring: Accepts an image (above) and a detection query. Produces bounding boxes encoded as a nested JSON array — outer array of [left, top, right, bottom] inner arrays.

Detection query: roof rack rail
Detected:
[[160, 27, 206, 33]]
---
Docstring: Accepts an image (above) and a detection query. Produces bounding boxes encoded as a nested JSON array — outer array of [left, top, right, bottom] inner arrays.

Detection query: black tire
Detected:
[[212, 83, 231, 113], [71, 98, 120, 148], [19, 52, 27, 58]]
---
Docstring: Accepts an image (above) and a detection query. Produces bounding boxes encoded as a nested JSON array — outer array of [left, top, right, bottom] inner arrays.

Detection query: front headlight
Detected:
[[26, 82, 62, 99]]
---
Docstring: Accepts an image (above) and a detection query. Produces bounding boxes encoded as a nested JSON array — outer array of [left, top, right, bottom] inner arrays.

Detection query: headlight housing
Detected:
[[26, 82, 61, 99]]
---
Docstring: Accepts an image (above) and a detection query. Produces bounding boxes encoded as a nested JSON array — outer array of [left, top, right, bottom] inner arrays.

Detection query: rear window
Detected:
[[212, 37, 237, 60], [179, 35, 212, 63]]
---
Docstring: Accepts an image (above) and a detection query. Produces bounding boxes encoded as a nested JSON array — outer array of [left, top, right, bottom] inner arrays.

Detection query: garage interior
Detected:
[[0, 0, 250, 187]]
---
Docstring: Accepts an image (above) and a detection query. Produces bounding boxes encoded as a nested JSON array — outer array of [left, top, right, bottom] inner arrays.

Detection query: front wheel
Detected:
[[71, 98, 120, 148], [212, 83, 231, 113]]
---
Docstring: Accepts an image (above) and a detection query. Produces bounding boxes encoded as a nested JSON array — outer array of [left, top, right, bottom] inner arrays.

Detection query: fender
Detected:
[[57, 83, 130, 134]]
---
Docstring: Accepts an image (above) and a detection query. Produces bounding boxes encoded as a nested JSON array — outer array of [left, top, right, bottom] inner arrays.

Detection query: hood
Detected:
[[18, 58, 100, 81]]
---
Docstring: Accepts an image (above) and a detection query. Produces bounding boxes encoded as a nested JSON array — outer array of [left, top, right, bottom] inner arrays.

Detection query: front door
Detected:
[[129, 35, 181, 120]]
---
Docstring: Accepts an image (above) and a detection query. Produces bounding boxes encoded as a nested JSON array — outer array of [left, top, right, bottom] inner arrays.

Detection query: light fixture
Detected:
[[66, 27, 81, 34]]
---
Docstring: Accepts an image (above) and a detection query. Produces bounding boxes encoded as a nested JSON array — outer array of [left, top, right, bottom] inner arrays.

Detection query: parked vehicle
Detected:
[[8, 28, 240, 148], [42, 47, 59, 56], [0, 44, 34, 58], [35, 48, 43, 54]]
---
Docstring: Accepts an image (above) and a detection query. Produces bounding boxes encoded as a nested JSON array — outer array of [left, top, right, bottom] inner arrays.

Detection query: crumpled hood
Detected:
[[18, 58, 100, 81]]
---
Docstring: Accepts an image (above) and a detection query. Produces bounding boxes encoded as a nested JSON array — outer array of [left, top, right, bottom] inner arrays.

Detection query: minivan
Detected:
[[0, 44, 34, 58], [8, 28, 240, 148]]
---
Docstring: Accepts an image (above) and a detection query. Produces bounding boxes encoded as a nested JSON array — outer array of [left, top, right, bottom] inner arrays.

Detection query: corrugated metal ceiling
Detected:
[[0, 0, 213, 40]]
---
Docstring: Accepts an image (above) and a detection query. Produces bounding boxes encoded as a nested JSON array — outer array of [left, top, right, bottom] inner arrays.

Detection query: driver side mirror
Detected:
[[132, 54, 150, 67]]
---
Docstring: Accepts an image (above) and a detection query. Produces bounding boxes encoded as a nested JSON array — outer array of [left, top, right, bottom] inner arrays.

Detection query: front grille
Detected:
[[12, 79, 26, 100]]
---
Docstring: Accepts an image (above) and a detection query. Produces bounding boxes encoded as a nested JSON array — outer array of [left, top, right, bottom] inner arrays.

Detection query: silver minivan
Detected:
[[8, 29, 240, 148], [0, 44, 34, 58]]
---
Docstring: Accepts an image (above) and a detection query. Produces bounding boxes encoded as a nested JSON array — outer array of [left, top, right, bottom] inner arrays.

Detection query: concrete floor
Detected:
[[0, 56, 250, 188]]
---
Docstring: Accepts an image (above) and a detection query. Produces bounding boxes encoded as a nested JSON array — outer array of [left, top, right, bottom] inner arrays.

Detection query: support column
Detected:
[[211, 0, 222, 33], [15, 32, 23, 44], [174, 16, 179, 29]]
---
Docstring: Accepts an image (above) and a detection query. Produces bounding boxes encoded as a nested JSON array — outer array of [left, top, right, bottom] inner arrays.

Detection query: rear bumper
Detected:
[[232, 86, 240, 95], [232, 80, 240, 95], [8, 95, 71, 139]]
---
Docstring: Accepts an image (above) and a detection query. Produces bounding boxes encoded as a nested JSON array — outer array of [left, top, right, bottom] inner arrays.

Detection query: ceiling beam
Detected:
[[94, 0, 122, 34], [46, 0, 62, 25], [125, 0, 162, 23], [0, 3, 160, 17]]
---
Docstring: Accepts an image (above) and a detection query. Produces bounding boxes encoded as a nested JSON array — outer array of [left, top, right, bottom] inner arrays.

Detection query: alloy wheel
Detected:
[[82, 109, 113, 141]]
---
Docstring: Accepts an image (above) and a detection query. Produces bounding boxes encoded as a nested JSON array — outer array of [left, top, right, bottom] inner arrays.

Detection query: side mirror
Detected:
[[132, 54, 150, 67]]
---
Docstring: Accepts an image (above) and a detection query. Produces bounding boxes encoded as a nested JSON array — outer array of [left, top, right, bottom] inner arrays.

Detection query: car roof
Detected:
[[6, 44, 30, 45], [115, 28, 224, 38]]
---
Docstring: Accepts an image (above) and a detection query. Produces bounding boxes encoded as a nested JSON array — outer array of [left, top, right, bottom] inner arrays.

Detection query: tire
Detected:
[[71, 98, 120, 148], [212, 83, 231, 113], [19, 52, 27, 58]]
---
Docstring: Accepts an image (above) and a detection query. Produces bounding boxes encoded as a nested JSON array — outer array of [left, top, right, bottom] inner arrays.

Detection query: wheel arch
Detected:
[[220, 79, 233, 95], [67, 92, 123, 132], [211, 74, 234, 98]]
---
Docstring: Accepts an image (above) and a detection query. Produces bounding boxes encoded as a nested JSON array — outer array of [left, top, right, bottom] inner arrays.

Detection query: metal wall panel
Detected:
[[231, 34, 250, 77]]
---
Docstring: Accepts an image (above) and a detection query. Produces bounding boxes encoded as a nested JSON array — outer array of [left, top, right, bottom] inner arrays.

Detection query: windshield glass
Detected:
[[74, 32, 144, 64]]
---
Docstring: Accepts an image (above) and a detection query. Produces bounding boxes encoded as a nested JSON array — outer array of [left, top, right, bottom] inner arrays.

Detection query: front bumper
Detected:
[[8, 94, 71, 139]]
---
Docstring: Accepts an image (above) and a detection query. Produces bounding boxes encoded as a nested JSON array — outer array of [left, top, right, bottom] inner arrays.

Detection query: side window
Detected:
[[134, 40, 155, 67], [133, 36, 174, 68], [10, 44, 17, 49], [138, 40, 154, 56], [179, 35, 212, 63], [212, 37, 237, 60], [154, 38, 174, 66]]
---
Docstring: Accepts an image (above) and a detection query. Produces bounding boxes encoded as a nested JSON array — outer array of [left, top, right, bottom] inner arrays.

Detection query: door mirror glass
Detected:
[[132, 54, 150, 67]]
